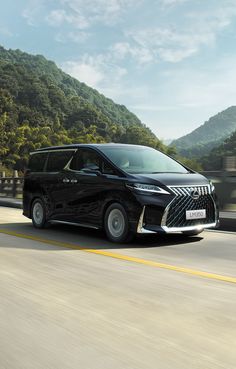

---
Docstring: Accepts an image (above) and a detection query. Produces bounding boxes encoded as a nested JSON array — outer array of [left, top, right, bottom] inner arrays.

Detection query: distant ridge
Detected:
[[202, 129, 236, 170], [171, 107, 236, 158]]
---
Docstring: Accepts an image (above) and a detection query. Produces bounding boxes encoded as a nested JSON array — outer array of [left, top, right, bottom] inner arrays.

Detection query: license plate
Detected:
[[186, 209, 206, 220]]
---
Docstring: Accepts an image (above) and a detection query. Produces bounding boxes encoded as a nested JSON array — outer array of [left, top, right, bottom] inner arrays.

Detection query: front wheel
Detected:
[[104, 203, 134, 243], [31, 199, 47, 229]]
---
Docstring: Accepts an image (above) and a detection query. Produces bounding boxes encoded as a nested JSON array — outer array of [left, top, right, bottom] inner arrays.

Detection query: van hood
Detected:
[[133, 172, 209, 187]]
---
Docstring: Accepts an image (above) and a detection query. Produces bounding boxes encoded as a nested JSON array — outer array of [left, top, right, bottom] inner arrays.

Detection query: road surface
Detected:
[[0, 206, 235, 369]]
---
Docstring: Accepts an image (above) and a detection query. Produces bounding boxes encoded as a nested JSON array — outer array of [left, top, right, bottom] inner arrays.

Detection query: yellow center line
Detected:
[[1, 228, 236, 284]]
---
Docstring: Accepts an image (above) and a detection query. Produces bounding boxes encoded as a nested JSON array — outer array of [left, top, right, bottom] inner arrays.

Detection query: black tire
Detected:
[[31, 198, 47, 229], [104, 203, 134, 243], [182, 229, 203, 236]]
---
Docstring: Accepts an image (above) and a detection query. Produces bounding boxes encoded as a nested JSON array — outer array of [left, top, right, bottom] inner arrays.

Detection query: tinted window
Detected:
[[101, 161, 116, 175], [46, 151, 74, 172], [28, 152, 48, 172], [99, 146, 189, 174], [70, 149, 101, 171]]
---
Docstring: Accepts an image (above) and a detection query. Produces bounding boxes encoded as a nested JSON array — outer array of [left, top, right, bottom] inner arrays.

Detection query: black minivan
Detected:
[[23, 144, 218, 242]]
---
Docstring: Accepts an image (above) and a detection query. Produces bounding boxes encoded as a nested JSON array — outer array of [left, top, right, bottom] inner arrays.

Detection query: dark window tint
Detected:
[[70, 149, 101, 171], [28, 152, 48, 172], [99, 146, 188, 174], [101, 161, 116, 175], [46, 151, 74, 172]]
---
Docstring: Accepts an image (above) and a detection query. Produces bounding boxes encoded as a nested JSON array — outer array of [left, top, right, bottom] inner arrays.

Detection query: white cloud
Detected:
[[25, 0, 236, 66], [62, 60, 104, 87], [186, 2, 236, 31], [61, 54, 127, 90], [23, 0, 142, 29], [46, 8, 89, 29], [117, 1, 236, 64], [16, 0, 236, 140], [0, 26, 13, 37], [158, 48, 196, 63], [46, 9, 66, 27], [129, 55, 236, 138], [131, 104, 183, 112], [125, 25, 217, 63], [22, 0, 46, 26], [111, 42, 153, 64], [171, 59, 236, 109], [68, 0, 141, 24], [160, 0, 188, 6], [146, 56, 236, 111], [55, 31, 89, 43], [45, 0, 141, 29]]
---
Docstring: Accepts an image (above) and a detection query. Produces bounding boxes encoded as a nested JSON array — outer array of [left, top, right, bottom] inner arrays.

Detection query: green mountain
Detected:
[[0, 45, 167, 170], [171, 107, 236, 158], [201, 129, 236, 170]]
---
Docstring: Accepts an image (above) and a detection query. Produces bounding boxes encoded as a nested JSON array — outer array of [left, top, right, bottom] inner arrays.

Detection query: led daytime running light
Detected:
[[127, 183, 170, 194]]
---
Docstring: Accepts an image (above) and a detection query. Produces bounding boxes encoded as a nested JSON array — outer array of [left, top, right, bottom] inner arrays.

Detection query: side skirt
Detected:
[[49, 220, 100, 230]]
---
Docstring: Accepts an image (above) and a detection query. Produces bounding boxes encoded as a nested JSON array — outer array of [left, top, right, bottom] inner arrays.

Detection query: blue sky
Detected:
[[1, 0, 236, 140]]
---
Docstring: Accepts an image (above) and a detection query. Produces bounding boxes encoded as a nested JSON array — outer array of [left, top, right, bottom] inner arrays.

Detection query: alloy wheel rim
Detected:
[[33, 202, 44, 225], [107, 209, 125, 238]]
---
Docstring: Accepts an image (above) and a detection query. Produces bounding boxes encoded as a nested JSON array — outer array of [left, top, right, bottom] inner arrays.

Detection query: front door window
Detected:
[[70, 149, 101, 172]]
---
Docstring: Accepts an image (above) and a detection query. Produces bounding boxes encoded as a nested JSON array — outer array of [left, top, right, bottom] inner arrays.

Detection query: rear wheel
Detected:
[[31, 199, 47, 229], [104, 203, 133, 243]]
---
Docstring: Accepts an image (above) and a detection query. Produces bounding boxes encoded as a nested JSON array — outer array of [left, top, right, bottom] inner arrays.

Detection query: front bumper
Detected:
[[136, 183, 219, 235], [136, 205, 218, 234]]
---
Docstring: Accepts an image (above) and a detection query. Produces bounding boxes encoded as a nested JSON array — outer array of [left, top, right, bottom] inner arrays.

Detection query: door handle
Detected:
[[62, 178, 70, 183]]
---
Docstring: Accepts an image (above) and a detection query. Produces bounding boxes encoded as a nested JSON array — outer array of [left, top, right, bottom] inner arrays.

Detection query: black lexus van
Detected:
[[23, 144, 218, 242]]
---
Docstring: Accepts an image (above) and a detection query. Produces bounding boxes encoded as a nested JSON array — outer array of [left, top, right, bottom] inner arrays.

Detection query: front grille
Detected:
[[165, 185, 216, 228]]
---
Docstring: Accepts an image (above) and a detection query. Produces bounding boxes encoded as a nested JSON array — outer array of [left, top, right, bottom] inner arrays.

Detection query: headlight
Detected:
[[126, 183, 170, 194]]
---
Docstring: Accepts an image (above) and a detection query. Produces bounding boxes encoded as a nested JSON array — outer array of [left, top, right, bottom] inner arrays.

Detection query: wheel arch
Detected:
[[30, 195, 48, 219], [29, 196, 42, 218], [102, 200, 124, 228]]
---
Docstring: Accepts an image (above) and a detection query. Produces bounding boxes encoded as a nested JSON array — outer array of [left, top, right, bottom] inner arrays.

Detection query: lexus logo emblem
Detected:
[[191, 189, 200, 200]]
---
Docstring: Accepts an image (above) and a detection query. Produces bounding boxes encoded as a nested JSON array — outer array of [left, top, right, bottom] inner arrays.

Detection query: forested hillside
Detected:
[[202, 129, 236, 170], [171, 107, 236, 158], [0, 46, 167, 170]]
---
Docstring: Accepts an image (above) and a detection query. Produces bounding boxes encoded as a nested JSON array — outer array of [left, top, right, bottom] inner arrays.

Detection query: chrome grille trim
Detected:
[[161, 184, 216, 229], [170, 185, 211, 197]]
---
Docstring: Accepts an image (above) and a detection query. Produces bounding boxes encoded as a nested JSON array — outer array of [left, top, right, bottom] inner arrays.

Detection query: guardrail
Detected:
[[0, 177, 24, 198], [0, 172, 235, 211], [202, 171, 236, 211]]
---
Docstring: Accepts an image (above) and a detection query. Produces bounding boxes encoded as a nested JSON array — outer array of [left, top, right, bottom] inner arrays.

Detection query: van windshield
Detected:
[[99, 146, 189, 174]]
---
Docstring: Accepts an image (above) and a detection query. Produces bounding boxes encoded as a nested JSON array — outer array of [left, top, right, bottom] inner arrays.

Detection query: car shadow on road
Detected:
[[0, 222, 204, 250]]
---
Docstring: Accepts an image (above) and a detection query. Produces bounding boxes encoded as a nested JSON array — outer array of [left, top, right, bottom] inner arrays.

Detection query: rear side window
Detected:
[[46, 150, 74, 172], [28, 152, 48, 172]]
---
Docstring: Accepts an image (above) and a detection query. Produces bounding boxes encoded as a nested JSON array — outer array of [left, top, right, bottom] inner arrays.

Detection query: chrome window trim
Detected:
[[29, 149, 77, 173], [30, 149, 77, 155]]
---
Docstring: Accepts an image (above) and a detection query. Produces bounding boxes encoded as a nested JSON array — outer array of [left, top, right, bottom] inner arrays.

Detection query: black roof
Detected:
[[35, 143, 147, 152]]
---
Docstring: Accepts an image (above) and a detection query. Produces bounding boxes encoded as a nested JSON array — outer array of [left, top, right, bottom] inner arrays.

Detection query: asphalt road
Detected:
[[0, 207, 236, 369]]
